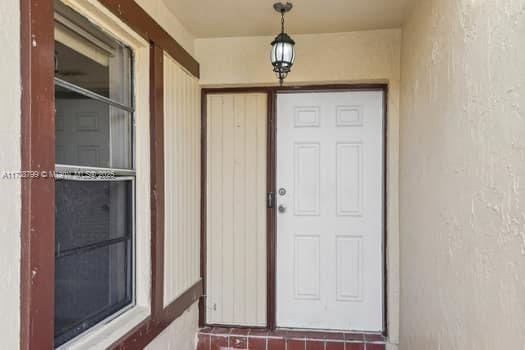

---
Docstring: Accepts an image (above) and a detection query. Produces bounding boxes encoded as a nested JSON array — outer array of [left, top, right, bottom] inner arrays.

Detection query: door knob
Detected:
[[278, 204, 287, 213]]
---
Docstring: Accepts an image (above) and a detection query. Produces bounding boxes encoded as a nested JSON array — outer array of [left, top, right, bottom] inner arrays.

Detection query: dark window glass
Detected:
[[54, 180, 133, 346], [54, 242, 132, 346], [55, 180, 132, 253]]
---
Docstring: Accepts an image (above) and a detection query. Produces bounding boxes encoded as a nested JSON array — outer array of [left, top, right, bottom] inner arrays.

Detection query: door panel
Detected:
[[276, 91, 384, 331], [294, 143, 320, 216], [206, 93, 267, 326]]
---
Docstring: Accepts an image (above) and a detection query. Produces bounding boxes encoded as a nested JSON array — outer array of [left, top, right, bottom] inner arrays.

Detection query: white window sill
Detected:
[[57, 306, 149, 350]]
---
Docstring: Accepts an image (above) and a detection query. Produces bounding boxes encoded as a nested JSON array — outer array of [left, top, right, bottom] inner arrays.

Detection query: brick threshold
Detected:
[[197, 326, 386, 350]]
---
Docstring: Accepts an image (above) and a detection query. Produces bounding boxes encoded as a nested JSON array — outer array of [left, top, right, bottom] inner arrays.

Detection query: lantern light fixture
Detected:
[[270, 2, 295, 86]]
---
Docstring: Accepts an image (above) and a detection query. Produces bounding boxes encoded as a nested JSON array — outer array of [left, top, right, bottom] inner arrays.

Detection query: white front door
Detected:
[[276, 91, 384, 332]]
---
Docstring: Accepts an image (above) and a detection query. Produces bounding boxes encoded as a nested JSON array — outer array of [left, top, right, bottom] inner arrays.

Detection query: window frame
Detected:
[[52, 1, 151, 349], [53, 4, 137, 345]]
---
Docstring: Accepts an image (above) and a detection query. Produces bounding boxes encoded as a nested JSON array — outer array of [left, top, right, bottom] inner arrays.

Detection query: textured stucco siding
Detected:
[[400, 0, 525, 349], [0, 1, 21, 349]]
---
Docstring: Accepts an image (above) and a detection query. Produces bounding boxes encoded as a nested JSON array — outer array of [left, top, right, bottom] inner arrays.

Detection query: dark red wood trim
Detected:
[[202, 87, 274, 95], [200, 84, 389, 333], [110, 280, 203, 350], [199, 90, 208, 327], [150, 43, 165, 320], [266, 90, 277, 330], [382, 86, 389, 337], [275, 83, 388, 93], [20, 0, 56, 349], [159, 280, 203, 327], [201, 84, 387, 95], [109, 317, 153, 350], [98, 0, 199, 78]]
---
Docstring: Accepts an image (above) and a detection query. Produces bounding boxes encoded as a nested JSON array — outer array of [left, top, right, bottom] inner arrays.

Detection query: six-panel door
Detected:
[[276, 91, 384, 331]]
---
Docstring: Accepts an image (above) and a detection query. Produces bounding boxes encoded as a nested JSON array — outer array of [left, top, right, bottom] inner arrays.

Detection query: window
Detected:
[[54, 2, 135, 346]]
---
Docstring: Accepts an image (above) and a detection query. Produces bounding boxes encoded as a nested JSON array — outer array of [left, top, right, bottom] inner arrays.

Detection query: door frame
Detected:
[[200, 84, 388, 335]]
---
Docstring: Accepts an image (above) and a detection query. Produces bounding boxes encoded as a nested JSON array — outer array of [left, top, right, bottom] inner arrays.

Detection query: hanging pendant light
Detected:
[[270, 2, 295, 86]]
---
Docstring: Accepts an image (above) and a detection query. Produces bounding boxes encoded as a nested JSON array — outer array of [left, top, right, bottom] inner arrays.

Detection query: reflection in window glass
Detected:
[[54, 18, 132, 107], [55, 85, 132, 169]]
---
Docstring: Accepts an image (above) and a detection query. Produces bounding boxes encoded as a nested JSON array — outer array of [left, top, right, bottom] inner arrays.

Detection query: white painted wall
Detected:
[[400, 1, 525, 349], [206, 93, 267, 327], [0, 1, 21, 349], [163, 53, 201, 306], [146, 302, 200, 350], [196, 29, 401, 345]]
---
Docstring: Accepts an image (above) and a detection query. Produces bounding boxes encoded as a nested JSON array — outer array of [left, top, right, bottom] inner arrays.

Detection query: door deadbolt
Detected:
[[279, 188, 287, 196]]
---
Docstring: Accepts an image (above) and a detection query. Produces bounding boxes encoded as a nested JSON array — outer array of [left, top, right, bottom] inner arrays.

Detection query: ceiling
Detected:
[[163, 0, 412, 38]]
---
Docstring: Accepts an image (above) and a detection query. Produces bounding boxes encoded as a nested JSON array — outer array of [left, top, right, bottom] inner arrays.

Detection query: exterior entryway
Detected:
[[276, 91, 385, 331]]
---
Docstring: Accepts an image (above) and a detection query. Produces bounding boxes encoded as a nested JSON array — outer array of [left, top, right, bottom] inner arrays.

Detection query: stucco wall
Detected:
[[0, 1, 21, 349], [195, 30, 401, 347], [400, 1, 525, 349], [146, 302, 199, 350]]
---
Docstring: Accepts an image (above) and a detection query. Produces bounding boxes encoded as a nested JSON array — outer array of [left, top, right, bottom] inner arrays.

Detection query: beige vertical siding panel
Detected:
[[222, 95, 235, 324], [244, 95, 258, 322], [181, 69, 187, 291], [206, 93, 267, 326], [176, 65, 182, 294], [206, 97, 213, 323], [164, 60, 174, 299], [163, 53, 201, 306], [175, 65, 182, 296], [255, 95, 267, 323], [193, 84, 198, 282], [233, 95, 246, 323], [185, 76, 190, 291], [208, 95, 223, 323]]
